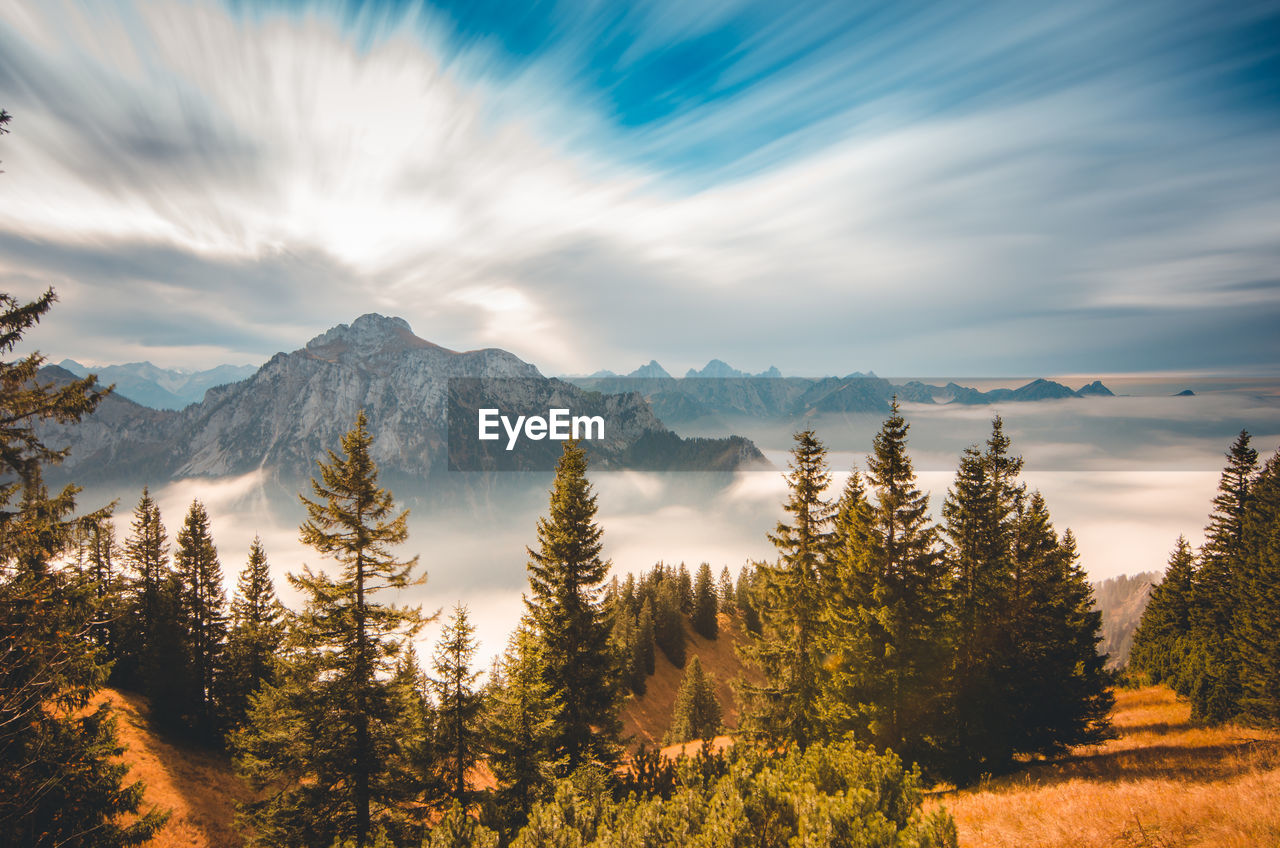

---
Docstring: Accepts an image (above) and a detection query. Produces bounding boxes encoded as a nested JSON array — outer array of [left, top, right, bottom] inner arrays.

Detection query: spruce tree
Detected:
[[116, 488, 169, 691], [0, 287, 165, 846], [937, 419, 1023, 780], [821, 401, 949, 769], [431, 604, 484, 805], [653, 576, 686, 668], [664, 656, 722, 745], [1129, 537, 1197, 686], [225, 537, 284, 729], [692, 562, 719, 639], [736, 565, 761, 634], [717, 566, 736, 614], [740, 429, 833, 749], [173, 499, 227, 741], [524, 440, 621, 774], [1236, 449, 1280, 723], [636, 598, 656, 676], [487, 625, 561, 832], [235, 411, 428, 848], [1188, 430, 1258, 722]]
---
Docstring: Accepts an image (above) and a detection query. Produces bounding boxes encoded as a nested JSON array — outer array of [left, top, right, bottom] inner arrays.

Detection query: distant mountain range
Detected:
[[57, 359, 257, 410], [568, 363, 1115, 425], [38, 315, 765, 485]]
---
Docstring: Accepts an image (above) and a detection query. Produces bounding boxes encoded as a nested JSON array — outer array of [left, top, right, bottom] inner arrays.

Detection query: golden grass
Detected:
[[926, 686, 1280, 848], [101, 689, 251, 848]]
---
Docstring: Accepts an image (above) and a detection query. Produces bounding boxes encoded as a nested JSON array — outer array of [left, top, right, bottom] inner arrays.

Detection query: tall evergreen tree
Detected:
[[740, 429, 833, 749], [1188, 430, 1258, 722], [636, 597, 656, 676], [235, 411, 428, 848], [1235, 449, 1280, 723], [936, 419, 1022, 780], [664, 656, 722, 746], [431, 604, 484, 805], [173, 499, 227, 741], [487, 625, 561, 833], [116, 488, 169, 691], [821, 401, 949, 769], [653, 572, 687, 668], [736, 564, 761, 634], [225, 537, 284, 729], [0, 286, 165, 846], [1129, 537, 1197, 687], [717, 566, 736, 615], [523, 440, 621, 774], [692, 562, 719, 639]]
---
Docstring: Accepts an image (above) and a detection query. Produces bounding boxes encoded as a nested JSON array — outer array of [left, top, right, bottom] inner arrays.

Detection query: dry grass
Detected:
[[101, 689, 251, 848], [926, 686, 1280, 848]]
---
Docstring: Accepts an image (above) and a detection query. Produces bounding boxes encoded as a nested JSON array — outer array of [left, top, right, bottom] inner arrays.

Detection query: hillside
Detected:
[[619, 612, 762, 749], [928, 685, 1280, 847], [99, 689, 249, 848], [1093, 571, 1160, 668]]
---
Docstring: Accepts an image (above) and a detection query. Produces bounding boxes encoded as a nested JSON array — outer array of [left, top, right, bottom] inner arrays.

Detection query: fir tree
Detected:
[[717, 566, 736, 614], [821, 401, 949, 769], [736, 565, 761, 634], [1236, 449, 1280, 723], [692, 562, 719, 639], [0, 287, 165, 846], [636, 598, 656, 676], [1129, 537, 1197, 687], [235, 411, 428, 848], [740, 429, 834, 749], [1188, 430, 1258, 722], [173, 499, 227, 741], [664, 656, 722, 745], [117, 488, 169, 693], [488, 625, 561, 832], [225, 537, 284, 730], [524, 440, 621, 774], [653, 577, 686, 668], [431, 603, 484, 805]]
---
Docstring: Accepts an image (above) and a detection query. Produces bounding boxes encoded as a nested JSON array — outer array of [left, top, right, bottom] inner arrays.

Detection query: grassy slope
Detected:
[[102, 689, 250, 848], [927, 685, 1280, 848], [619, 612, 761, 750]]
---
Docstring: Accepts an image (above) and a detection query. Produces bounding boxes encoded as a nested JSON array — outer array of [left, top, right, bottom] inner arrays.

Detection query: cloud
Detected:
[[0, 0, 1277, 376]]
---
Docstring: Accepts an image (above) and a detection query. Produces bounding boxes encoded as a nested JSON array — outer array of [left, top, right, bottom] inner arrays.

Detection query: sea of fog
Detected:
[[76, 385, 1280, 667]]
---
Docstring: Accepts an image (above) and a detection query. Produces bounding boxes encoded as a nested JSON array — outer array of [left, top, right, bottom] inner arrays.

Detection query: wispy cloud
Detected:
[[0, 0, 1277, 375]]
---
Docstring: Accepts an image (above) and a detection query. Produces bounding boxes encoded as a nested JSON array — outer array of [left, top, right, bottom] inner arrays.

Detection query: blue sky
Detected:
[[1, 0, 1278, 376]]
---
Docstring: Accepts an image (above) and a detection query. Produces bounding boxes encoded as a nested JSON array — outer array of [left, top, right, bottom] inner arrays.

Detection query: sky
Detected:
[[2, 0, 1279, 377]]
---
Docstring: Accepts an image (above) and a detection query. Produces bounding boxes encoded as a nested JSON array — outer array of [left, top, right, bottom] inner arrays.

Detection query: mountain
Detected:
[[568, 371, 1114, 426], [1075, 380, 1115, 397], [627, 360, 673, 379], [1175, 389, 1195, 397], [57, 359, 257, 410], [39, 315, 766, 484]]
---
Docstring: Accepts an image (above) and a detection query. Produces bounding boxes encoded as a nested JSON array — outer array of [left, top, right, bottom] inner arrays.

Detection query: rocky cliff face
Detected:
[[41, 314, 765, 484]]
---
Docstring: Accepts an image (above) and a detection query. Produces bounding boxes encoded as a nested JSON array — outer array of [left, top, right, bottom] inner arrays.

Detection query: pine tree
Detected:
[[0, 287, 166, 846], [692, 562, 718, 639], [1130, 537, 1197, 686], [736, 565, 761, 634], [740, 429, 833, 749], [820, 401, 949, 769], [1236, 449, 1280, 723], [116, 488, 169, 691], [664, 656, 722, 745], [936, 419, 1023, 780], [235, 411, 428, 848], [717, 566, 736, 614], [636, 597, 656, 676], [488, 626, 560, 832], [523, 440, 621, 774], [1006, 511, 1112, 758], [173, 499, 227, 741], [225, 537, 284, 730], [653, 576, 686, 668], [1188, 431, 1258, 722], [431, 604, 484, 805]]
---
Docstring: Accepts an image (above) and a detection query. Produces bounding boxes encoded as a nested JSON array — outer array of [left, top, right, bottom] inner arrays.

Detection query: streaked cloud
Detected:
[[0, 0, 1277, 376]]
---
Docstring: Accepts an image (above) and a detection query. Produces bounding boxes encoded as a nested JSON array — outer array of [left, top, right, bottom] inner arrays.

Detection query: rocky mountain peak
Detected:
[[305, 313, 439, 361]]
